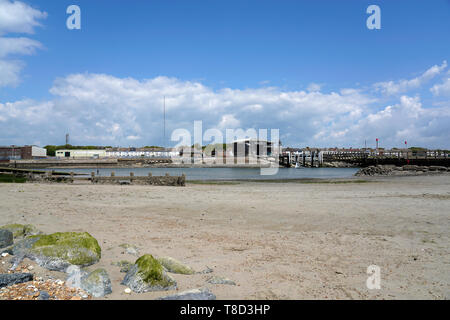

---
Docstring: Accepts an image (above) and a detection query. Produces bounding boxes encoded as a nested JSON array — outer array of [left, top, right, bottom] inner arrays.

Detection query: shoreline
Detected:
[[1, 174, 449, 299]]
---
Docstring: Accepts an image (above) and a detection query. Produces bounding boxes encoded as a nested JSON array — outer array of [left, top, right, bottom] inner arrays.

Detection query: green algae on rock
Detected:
[[121, 254, 177, 293], [0, 224, 41, 239], [157, 256, 196, 275], [25, 232, 101, 271]]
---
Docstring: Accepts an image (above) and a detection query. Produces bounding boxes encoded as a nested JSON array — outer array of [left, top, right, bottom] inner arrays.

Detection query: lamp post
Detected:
[[405, 140, 408, 163]]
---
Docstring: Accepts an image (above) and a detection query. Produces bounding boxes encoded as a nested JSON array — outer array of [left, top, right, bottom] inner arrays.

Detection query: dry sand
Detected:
[[0, 175, 449, 300]]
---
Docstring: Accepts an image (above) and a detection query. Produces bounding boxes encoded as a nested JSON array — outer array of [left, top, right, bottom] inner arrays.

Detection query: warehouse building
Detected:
[[0, 145, 47, 161]]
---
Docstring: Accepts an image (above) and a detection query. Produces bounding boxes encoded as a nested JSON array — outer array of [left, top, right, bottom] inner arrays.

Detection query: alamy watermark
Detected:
[[366, 5, 381, 30], [170, 121, 280, 176], [67, 5, 81, 30], [366, 265, 381, 290], [66, 5, 380, 31]]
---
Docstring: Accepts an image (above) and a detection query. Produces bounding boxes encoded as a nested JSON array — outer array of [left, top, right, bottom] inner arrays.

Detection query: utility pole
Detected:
[[163, 96, 166, 148]]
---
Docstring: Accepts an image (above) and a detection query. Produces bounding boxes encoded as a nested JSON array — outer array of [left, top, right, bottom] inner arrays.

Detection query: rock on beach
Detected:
[[121, 254, 177, 293]]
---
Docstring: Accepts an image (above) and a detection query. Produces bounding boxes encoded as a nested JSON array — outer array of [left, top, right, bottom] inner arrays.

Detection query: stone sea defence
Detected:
[[1, 223, 218, 300], [355, 165, 449, 176]]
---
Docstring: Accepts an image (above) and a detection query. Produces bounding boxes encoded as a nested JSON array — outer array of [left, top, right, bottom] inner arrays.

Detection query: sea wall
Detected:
[[355, 165, 449, 176]]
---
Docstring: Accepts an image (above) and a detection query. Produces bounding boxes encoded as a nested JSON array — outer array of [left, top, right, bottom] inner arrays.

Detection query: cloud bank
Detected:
[[1, 65, 449, 149]]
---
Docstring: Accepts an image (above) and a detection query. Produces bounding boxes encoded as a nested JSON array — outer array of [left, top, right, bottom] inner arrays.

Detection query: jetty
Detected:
[[281, 149, 450, 167]]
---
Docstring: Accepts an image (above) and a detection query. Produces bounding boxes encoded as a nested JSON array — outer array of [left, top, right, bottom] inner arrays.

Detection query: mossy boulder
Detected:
[[157, 256, 195, 275], [121, 254, 176, 293], [11, 232, 101, 271], [0, 224, 41, 239]]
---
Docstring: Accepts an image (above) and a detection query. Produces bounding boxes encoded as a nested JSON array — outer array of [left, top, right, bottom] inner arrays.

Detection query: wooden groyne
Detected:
[[0, 167, 185, 186], [87, 172, 185, 186], [31, 171, 186, 186]]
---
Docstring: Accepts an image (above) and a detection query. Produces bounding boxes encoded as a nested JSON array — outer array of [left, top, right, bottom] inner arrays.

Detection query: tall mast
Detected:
[[163, 96, 166, 147]]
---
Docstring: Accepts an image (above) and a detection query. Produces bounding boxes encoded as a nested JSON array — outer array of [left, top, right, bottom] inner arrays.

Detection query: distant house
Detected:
[[0, 145, 46, 161]]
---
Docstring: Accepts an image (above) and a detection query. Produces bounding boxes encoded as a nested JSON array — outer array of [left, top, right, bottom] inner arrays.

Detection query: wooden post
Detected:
[[165, 173, 170, 177], [148, 172, 152, 177], [111, 171, 115, 177]]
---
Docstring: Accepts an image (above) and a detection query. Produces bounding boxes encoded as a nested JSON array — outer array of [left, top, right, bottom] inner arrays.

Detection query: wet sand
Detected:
[[0, 175, 449, 299]]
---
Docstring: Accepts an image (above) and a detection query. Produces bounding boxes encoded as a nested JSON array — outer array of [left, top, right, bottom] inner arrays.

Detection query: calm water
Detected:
[[42, 167, 359, 181]]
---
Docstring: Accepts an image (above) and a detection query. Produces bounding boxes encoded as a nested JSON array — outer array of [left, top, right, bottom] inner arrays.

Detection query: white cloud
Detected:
[[315, 95, 450, 148], [374, 61, 447, 95], [430, 77, 450, 96], [218, 114, 240, 129], [0, 0, 47, 35], [0, 37, 42, 57], [0, 0, 46, 87], [0, 59, 23, 87]]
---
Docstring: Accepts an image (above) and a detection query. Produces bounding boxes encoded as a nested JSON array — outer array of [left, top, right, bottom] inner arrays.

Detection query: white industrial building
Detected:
[[56, 149, 107, 159], [55, 148, 178, 159], [105, 150, 178, 158]]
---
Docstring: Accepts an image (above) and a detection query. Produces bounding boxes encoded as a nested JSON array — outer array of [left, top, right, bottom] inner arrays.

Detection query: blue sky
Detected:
[[0, 0, 449, 148]]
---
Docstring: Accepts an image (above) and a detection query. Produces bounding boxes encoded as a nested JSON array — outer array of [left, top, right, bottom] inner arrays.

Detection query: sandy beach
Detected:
[[0, 175, 449, 300]]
